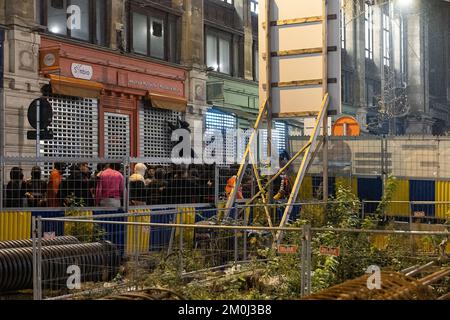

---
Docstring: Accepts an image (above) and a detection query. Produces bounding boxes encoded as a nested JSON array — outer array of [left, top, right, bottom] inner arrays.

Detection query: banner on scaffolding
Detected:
[[258, 0, 341, 117]]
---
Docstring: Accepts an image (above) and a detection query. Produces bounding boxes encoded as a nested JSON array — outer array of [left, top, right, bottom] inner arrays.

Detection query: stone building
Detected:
[[341, 0, 450, 135], [0, 0, 265, 163]]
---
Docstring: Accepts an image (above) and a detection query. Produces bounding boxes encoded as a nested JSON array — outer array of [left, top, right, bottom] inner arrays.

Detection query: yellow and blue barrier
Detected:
[[436, 181, 450, 220], [0, 211, 31, 241], [126, 209, 151, 255]]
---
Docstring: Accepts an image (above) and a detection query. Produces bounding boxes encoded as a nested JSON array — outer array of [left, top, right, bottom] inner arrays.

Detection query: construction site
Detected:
[[1, 0, 450, 302]]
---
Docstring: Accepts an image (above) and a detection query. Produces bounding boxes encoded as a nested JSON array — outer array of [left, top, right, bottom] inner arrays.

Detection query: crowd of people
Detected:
[[2, 158, 291, 209], [2, 163, 216, 208]]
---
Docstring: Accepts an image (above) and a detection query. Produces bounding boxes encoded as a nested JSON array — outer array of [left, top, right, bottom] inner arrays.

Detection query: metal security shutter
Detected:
[[139, 106, 181, 159], [260, 122, 288, 160], [42, 95, 98, 158], [275, 122, 287, 152], [205, 109, 237, 164], [237, 128, 251, 164], [104, 113, 130, 159]]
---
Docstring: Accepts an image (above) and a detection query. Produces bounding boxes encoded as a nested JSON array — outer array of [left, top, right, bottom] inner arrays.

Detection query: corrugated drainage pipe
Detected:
[[0, 241, 120, 292]]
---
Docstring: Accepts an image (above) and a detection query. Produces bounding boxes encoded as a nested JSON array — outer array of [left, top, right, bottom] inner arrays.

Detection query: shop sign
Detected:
[[278, 245, 299, 254], [128, 79, 182, 94], [71, 63, 93, 80], [319, 246, 340, 257]]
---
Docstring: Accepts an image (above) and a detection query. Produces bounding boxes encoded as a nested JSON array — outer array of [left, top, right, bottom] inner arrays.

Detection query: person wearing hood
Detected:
[[148, 167, 168, 205], [24, 166, 47, 207], [60, 163, 93, 207], [129, 163, 148, 206], [5, 167, 26, 208]]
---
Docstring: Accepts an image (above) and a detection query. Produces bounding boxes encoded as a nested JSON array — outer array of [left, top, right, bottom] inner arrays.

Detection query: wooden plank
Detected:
[[275, 94, 330, 246], [270, 78, 336, 88], [269, 46, 337, 58], [271, 47, 323, 57], [270, 16, 322, 27], [271, 79, 323, 88], [263, 14, 337, 28], [274, 111, 320, 118]]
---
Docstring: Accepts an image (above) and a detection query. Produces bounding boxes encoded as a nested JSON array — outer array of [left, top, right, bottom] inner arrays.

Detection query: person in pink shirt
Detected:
[[96, 163, 125, 208]]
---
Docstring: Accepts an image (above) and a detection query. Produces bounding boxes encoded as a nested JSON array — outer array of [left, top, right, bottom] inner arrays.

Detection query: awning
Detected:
[[147, 93, 187, 113], [47, 74, 103, 99]]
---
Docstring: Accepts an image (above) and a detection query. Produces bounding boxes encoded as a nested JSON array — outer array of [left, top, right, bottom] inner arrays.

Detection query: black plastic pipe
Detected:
[[0, 236, 80, 250], [0, 242, 120, 292]]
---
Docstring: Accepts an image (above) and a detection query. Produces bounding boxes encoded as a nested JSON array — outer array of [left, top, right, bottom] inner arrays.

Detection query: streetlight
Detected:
[[396, 0, 414, 8]]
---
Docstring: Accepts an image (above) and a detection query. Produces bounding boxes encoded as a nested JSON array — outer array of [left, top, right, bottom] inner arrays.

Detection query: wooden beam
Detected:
[[268, 46, 338, 58], [266, 78, 336, 89], [271, 79, 323, 88], [274, 94, 330, 247], [271, 47, 323, 57], [263, 14, 337, 28], [269, 16, 322, 27], [273, 111, 320, 118]]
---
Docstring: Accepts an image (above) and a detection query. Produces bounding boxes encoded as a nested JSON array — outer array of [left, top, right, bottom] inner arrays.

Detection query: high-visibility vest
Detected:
[[226, 176, 243, 199]]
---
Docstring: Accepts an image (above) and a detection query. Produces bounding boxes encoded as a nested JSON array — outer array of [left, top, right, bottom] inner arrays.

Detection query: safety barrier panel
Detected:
[[0, 211, 31, 241]]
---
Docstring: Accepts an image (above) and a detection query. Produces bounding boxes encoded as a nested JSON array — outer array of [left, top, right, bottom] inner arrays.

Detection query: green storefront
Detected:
[[205, 74, 289, 160], [206, 74, 259, 130]]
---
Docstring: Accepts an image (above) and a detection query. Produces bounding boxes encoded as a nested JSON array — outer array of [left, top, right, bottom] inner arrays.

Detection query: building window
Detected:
[[206, 30, 232, 75], [400, 17, 407, 82], [365, 79, 380, 108], [205, 109, 237, 163], [364, 2, 374, 60], [250, 0, 259, 14], [382, 8, 391, 67], [36, 0, 42, 24], [342, 71, 353, 105], [340, 8, 346, 50], [130, 8, 179, 63], [42, 0, 107, 46], [253, 42, 259, 81]]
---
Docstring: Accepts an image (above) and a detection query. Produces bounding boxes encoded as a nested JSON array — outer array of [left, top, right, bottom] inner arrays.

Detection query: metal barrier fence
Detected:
[[29, 211, 306, 300], [17, 205, 450, 300], [234, 200, 450, 228], [308, 227, 450, 299], [290, 135, 450, 180], [0, 157, 259, 212], [3, 150, 450, 223]]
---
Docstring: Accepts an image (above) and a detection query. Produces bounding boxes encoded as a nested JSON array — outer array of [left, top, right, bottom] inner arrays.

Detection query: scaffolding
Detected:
[[224, 0, 340, 245]]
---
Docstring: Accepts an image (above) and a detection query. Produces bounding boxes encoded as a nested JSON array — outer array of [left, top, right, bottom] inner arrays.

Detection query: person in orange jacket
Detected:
[[47, 163, 65, 207], [225, 175, 243, 200]]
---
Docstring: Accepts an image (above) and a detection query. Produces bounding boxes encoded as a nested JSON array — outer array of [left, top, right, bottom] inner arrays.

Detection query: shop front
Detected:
[[206, 74, 288, 159], [206, 74, 261, 158], [206, 74, 259, 128], [39, 37, 187, 160]]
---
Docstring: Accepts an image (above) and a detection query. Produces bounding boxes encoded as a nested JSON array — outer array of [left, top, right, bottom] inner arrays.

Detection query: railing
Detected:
[[23, 210, 450, 300]]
